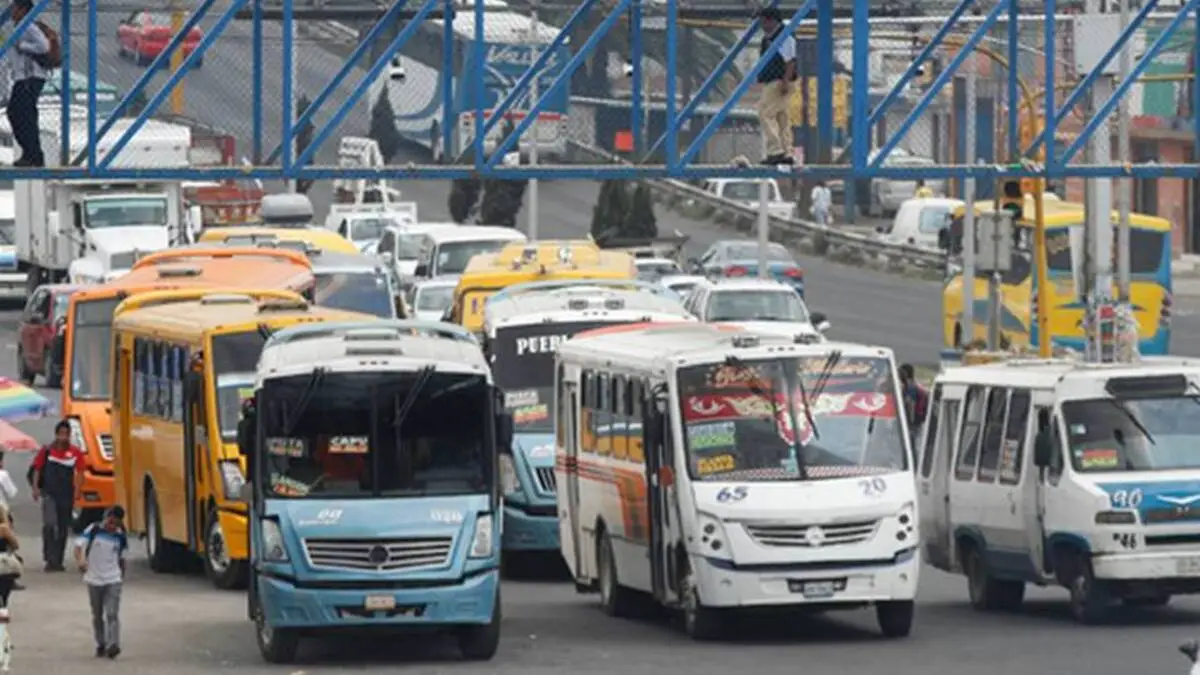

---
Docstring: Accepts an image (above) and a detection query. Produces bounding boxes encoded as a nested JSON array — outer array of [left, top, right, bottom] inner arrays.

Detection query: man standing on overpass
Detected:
[[756, 7, 796, 166], [6, 0, 51, 167]]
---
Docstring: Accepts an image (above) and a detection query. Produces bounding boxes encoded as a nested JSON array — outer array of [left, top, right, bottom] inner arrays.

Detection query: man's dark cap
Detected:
[[757, 7, 783, 20]]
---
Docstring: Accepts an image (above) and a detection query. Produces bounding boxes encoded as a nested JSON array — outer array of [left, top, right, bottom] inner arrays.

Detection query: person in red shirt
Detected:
[[30, 420, 86, 571]]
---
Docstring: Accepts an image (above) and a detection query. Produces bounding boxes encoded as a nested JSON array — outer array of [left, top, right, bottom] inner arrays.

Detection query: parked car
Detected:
[[18, 284, 80, 388], [682, 278, 829, 340], [117, 10, 204, 66], [877, 197, 964, 249], [702, 178, 795, 220], [687, 240, 806, 296], [634, 257, 683, 281]]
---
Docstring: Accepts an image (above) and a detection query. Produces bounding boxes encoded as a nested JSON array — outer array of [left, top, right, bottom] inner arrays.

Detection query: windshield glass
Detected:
[[919, 206, 951, 234], [260, 371, 491, 498], [721, 181, 776, 201], [436, 240, 509, 275], [0, 219, 13, 245], [1063, 396, 1200, 472], [84, 197, 168, 229], [349, 218, 393, 242], [416, 284, 454, 312], [725, 243, 792, 262], [211, 331, 267, 376], [69, 297, 121, 400], [396, 234, 425, 260], [314, 271, 394, 318], [706, 290, 809, 322], [491, 321, 610, 433], [636, 261, 682, 277], [216, 373, 256, 441], [1046, 226, 1165, 276], [53, 292, 71, 321], [677, 355, 907, 481]]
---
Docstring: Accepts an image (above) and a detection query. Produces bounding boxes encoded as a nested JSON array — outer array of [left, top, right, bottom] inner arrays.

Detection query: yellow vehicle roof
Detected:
[[199, 226, 359, 254], [954, 198, 1171, 232], [112, 290, 373, 342], [461, 240, 632, 277]]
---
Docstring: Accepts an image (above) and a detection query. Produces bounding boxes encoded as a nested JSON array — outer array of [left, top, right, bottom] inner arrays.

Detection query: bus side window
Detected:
[[919, 385, 943, 478], [169, 346, 185, 422], [580, 370, 594, 454], [611, 375, 628, 461], [955, 385, 985, 480], [976, 387, 1010, 483], [998, 389, 1031, 485], [628, 379, 645, 463], [596, 373, 611, 456], [555, 363, 567, 449], [133, 339, 147, 415], [156, 342, 171, 419]]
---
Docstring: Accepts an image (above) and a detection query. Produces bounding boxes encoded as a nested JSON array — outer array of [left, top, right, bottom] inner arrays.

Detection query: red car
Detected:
[[17, 284, 80, 389], [117, 10, 204, 67]]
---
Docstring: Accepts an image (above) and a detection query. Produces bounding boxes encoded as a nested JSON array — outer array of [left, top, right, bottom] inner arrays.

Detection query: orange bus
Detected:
[[61, 247, 316, 528]]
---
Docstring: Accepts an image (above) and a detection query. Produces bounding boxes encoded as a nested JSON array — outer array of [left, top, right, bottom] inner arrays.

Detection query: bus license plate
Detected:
[[788, 579, 841, 598], [365, 595, 397, 610], [1177, 558, 1200, 576]]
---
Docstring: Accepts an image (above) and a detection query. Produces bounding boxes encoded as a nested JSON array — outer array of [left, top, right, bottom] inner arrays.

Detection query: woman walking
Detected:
[[0, 505, 22, 607]]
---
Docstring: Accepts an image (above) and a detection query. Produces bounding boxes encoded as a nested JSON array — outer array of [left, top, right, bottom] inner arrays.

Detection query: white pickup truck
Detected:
[[701, 178, 795, 220]]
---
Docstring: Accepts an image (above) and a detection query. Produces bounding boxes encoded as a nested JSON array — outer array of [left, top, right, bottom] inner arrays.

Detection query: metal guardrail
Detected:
[[566, 141, 947, 272], [309, 19, 945, 274]]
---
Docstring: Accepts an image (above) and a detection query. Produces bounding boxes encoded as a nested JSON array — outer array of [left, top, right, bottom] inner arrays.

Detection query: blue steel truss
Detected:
[[1, 0, 1199, 180]]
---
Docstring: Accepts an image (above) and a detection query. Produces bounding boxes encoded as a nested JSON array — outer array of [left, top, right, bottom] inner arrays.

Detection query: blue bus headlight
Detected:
[[470, 514, 494, 559], [261, 518, 289, 562]]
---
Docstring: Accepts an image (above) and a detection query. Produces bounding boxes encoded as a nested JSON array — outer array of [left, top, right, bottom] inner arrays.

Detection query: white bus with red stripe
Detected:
[[555, 323, 919, 640]]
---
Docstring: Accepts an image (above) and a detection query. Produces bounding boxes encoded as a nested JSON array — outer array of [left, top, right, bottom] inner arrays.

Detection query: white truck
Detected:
[[15, 180, 186, 290], [3, 104, 195, 291], [326, 136, 417, 234]]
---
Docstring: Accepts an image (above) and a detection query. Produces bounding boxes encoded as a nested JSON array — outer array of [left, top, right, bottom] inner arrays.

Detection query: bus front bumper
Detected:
[[77, 470, 115, 512], [692, 548, 920, 609], [258, 568, 499, 629], [502, 503, 559, 552]]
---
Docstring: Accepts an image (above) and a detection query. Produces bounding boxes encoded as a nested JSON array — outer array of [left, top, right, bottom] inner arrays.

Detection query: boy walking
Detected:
[[74, 506, 127, 659]]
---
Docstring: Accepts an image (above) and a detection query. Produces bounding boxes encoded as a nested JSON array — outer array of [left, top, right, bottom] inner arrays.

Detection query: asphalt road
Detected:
[[63, 12, 1200, 367], [0, 306, 1197, 674]]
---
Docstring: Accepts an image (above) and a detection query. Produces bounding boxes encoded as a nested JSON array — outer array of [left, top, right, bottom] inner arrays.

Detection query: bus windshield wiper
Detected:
[[394, 366, 436, 436], [283, 367, 327, 435], [1104, 398, 1156, 446], [724, 355, 806, 480]]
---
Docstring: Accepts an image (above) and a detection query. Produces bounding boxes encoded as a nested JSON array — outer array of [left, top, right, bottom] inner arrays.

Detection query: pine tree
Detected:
[[480, 179, 526, 229], [591, 180, 630, 243], [448, 178, 482, 223], [368, 84, 402, 162], [294, 95, 315, 194], [624, 183, 658, 239]]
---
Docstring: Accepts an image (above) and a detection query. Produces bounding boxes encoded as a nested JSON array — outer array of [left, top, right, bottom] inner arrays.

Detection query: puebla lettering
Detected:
[[515, 334, 570, 356]]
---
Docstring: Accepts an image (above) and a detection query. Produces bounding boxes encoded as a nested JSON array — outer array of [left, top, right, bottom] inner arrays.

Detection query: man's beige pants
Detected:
[[758, 81, 791, 159]]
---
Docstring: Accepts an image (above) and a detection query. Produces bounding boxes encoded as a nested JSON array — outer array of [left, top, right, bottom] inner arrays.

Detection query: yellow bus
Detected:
[[942, 199, 1173, 354], [110, 288, 375, 589], [198, 226, 359, 254], [450, 240, 637, 333]]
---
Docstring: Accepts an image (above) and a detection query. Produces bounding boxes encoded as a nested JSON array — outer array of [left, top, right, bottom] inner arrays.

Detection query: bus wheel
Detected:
[[145, 486, 180, 573], [205, 508, 248, 590], [876, 600, 915, 638], [597, 532, 637, 617], [457, 589, 501, 661], [1067, 558, 1109, 625], [255, 606, 299, 664], [681, 584, 722, 641]]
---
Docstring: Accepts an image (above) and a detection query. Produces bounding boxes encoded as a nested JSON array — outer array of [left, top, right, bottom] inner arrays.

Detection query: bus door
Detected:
[[642, 384, 676, 604], [561, 382, 584, 580], [181, 352, 206, 552]]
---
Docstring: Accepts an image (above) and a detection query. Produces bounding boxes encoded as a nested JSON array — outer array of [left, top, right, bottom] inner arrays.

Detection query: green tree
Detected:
[[368, 84, 402, 162], [624, 183, 658, 239], [294, 94, 315, 194], [448, 178, 482, 223], [590, 179, 629, 243], [480, 179, 526, 229]]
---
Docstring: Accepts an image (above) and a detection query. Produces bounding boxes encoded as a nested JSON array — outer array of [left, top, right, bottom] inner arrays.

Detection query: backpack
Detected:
[[30, 21, 62, 70], [84, 524, 128, 558]]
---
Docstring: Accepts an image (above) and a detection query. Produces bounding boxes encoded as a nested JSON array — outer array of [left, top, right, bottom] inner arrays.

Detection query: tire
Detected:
[[964, 546, 1025, 611], [1068, 559, 1109, 625], [42, 348, 60, 388], [457, 590, 501, 661], [15, 347, 34, 386], [145, 486, 180, 573], [204, 507, 248, 590], [255, 605, 299, 664], [876, 600, 915, 638], [596, 532, 637, 618], [681, 586, 722, 641]]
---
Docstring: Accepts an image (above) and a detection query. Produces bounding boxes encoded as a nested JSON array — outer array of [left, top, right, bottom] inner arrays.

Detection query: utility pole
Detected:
[[526, 2, 540, 240], [170, 0, 186, 114], [1116, 0, 1132, 309], [961, 57, 977, 347]]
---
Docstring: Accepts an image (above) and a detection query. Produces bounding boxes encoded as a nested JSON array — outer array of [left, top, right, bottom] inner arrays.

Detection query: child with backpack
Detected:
[[74, 506, 127, 660]]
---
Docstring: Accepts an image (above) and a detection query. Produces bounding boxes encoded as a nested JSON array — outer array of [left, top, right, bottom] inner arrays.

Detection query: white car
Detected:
[[701, 178, 794, 220], [405, 276, 458, 322], [658, 274, 705, 301], [682, 278, 829, 340], [634, 257, 683, 279], [335, 212, 409, 253], [376, 222, 459, 280]]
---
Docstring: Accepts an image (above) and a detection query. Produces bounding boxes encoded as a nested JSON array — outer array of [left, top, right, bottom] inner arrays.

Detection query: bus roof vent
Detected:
[[343, 329, 403, 342], [257, 298, 310, 313], [158, 266, 202, 278], [345, 346, 404, 357], [794, 332, 822, 345], [567, 298, 590, 311], [200, 293, 255, 306], [603, 298, 625, 310]]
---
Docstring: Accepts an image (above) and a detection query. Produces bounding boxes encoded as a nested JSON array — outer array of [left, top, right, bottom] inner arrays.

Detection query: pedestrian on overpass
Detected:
[[30, 420, 85, 572], [755, 7, 796, 166], [5, 0, 52, 167], [74, 506, 127, 660], [810, 180, 832, 226]]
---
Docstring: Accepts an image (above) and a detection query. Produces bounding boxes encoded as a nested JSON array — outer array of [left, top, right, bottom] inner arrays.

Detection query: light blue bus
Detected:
[[242, 321, 509, 663], [377, 0, 570, 162]]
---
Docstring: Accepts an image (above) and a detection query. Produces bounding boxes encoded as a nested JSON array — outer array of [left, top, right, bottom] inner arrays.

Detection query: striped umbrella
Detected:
[[0, 420, 37, 452], [0, 378, 52, 424]]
